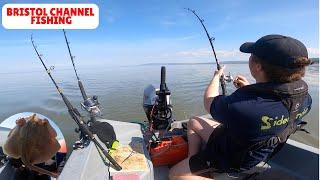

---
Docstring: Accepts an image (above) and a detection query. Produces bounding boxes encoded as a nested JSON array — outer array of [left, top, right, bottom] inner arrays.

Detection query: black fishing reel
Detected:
[[72, 136, 90, 150], [224, 72, 234, 83], [81, 95, 102, 119], [143, 66, 174, 131]]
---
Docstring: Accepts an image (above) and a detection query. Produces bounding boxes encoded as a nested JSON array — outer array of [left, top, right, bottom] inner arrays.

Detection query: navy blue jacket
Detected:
[[209, 80, 312, 170]]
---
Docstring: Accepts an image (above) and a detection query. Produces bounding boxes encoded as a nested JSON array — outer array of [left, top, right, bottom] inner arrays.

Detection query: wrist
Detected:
[[209, 76, 220, 85]]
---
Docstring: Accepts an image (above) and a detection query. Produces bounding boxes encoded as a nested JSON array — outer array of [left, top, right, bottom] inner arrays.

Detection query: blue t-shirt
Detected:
[[209, 81, 312, 170]]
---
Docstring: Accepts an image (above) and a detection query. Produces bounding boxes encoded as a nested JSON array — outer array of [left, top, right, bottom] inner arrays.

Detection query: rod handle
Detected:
[[102, 149, 122, 171], [217, 64, 227, 95], [220, 76, 227, 96]]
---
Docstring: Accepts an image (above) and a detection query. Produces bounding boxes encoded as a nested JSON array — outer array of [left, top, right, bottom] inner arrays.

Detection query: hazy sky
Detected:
[[0, 0, 318, 70]]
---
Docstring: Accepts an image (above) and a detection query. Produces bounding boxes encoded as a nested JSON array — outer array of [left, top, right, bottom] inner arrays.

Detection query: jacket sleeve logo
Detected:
[[261, 115, 289, 130]]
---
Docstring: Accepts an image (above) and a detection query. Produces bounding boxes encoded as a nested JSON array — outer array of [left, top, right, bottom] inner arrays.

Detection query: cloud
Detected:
[[175, 48, 249, 61], [217, 50, 248, 60], [161, 20, 176, 26], [174, 47, 319, 61], [176, 48, 209, 57], [143, 48, 250, 62]]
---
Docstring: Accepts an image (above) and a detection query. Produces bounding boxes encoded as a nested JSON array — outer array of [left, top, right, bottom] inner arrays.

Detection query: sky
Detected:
[[0, 0, 318, 70]]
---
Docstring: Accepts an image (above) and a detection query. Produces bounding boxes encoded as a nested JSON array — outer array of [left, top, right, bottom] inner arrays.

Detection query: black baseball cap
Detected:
[[240, 34, 308, 69]]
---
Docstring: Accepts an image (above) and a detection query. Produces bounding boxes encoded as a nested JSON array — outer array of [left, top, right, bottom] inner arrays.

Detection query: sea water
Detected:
[[0, 63, 318, 149]]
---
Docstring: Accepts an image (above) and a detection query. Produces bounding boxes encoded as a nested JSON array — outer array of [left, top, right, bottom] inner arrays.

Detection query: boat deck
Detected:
[[0, 117, 319, 180]]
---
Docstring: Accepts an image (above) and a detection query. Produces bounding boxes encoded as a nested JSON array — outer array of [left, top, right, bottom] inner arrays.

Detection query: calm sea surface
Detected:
[[0, 63, 318, 149]]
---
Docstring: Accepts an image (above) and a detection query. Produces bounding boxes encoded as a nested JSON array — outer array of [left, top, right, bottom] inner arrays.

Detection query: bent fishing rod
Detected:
[[185, 8, 227, 95], [31, 36, 122, 171], [62, 29, 101, 120]]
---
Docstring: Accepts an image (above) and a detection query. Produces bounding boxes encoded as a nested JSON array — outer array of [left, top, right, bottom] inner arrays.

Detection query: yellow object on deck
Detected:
[[108, 140, 120, 155]]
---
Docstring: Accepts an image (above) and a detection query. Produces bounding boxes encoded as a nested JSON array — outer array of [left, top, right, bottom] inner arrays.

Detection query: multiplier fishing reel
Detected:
[[224, 72, 234, 83], [80, 95, 101, 120], [143, 66, 174, 133]]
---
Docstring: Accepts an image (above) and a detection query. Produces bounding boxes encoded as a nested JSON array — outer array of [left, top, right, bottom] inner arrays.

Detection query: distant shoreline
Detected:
[[140, 58, 319, 66], [140, 61, 249, 66]]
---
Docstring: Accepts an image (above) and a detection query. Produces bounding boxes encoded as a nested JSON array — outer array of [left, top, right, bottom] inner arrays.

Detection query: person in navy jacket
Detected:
[[169, 34, 312, 180]]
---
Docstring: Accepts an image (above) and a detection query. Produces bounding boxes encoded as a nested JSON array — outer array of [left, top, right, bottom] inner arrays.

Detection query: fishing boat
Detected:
[[0, 15, 318, 179]]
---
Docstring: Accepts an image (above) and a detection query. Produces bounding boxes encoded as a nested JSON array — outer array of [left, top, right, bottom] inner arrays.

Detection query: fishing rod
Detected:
[[31, 35, 122, 171], [185, 8, 229, 95], [62, 29, 101, 121]]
